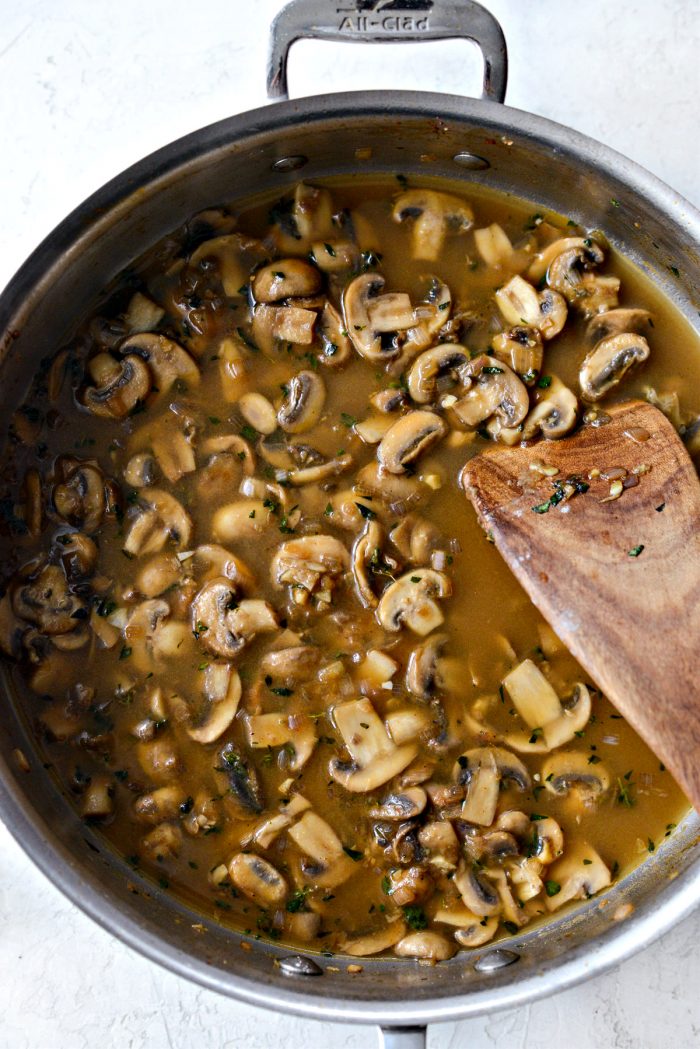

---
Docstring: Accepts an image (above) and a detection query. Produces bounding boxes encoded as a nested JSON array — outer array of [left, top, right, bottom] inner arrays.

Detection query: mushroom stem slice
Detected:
[[503, 658, 563, 730], [460, 750, 500, 827], [392, 189, 474, 261], [288, 810, 356, 887], [329, 743, 418, 793], [333, 697, 395, 766]]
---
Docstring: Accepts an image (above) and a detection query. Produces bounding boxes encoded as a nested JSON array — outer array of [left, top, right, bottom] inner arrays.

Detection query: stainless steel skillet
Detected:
[[0, 3, 699, 1047]]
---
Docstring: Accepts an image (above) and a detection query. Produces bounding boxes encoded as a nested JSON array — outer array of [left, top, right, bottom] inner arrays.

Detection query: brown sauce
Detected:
[[0, 177, 695, 962]]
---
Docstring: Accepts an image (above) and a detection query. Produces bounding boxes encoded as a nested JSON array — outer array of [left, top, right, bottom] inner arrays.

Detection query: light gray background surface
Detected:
[[1, 1, 699, 1046]]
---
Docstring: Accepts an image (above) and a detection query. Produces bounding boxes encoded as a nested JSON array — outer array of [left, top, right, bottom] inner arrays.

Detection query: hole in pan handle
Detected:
[[379, 1025, 427, 1049], [266, 0, 508, 102]]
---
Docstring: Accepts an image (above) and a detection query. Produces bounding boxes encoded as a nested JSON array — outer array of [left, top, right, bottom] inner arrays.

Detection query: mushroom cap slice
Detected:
[[405, 632, 449, 698], [453, 914, 499, 948], [401, 278, 452, 358], [271, 534, 350, 605], [377, 410, 446, 474], [585, 307, 653, 343], [542, 751, 611, 800], [451, 355, 529, 431], [343, 920, 407, 957], [252, 258, 322, 303], [454, 745, 531, 792], [519, 375, 578, 440], [579, 332, 651, 402], [544, 842, 611, 912], [288, 810, 356, 888], [12, 564, 85, 635], [377, 569, 451, 636], [218, 742, 264, 814], [392, 189, 474, 261], [454, 860, 500, 916], [491, 327, 543, 380], [187, 665, 242, 744], [368, 786, 427, 821], [329, 743, 418, 793], [342, 273, 392, 361], [394, 931, 456, 961], [407, 344, 469, 404], [52, 461, 106, 534], [315, 301, 353, 367], [352, 518, 383, 609], [120, 333, 199, 393], [83, 354, 151, 418], [277, 369, 326, 433], [546, 240, 606, 302], [229, 853, 288, 906], [526, 236, 604, 284], [191, 577, 278, 659]]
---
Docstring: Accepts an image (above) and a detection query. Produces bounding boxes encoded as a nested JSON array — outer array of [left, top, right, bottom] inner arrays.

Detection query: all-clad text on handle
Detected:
[[267, 0, 507, 102]]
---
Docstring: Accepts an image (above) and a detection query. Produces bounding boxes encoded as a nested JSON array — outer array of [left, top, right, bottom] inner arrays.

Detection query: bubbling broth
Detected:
[[1, 177, 696, 962]]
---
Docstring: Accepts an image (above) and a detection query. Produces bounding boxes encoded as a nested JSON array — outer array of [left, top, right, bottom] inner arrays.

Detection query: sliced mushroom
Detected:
[[542, 752, 610, 801], [377, 410, 446, 475], [285, 452, 353, 487], [310, 238, 359, 274], [134, 784, 187, 824], [52, 461, 106, 534], [315, 301, 353, 367], [418, 820, 460, 871], [401, 278, 453, 358], [389, 514, 445, 566], [288, 810, 356, 887], [352, 518, 383, 609], [277, 369, 325, 433], [149, 424, 196, 485], [120, 333, 200, 394], [260, 644, 319, 684], [527, 236, 603, 284], [543, 842, 611, 912], [218, 742, 264, 814], [579, 332, 650, 402], [492, 327, 543, 379], [291, 182, 335, 242], [394, 931, 456, 961], [343, 921, 407, 957], [56, 532, 98, 581], [450, 355, 529, 431], [503, 658, 562, 730], [532, 816, 564, 864], [454, 861, 500, 917], [494, 275, 568, 341], [211, 499, 275, 542], [376, 569, 451, 636], [368, 787, 427, 821], [542, 684, 592, 749], [83, 354, 151, 418], [544, 239, 605, 303], [406, 344, 469, 405], [342, 274, 407, 362], [518, 375, 578, 441], [192, 544, 256, 591], [392, 189, 474, 261], [329, 697, 417, 793], [229, 852, 288, 906], [188, 665, 241, 744], [269, 305, 317, 344], [245, 712, 317, 771], [271, 535, 349, 606], [585, 307, 653, 343], [330, 745, 417, 793], [135, 552, 182, 597], [406, 632, 448, 699], [124, 453, 158, 488], [460, 749, 500, 827], [191, 577, 278, 659], [354, 461, 427, 515], [474, 223, 514, 267], [123, 489, 192, 555], [238, 392, 278, 436], [453, 915, 499, 948], [253, 258, 322, 303], [454, 746, 531, 792], [12, 564, 85, 635]]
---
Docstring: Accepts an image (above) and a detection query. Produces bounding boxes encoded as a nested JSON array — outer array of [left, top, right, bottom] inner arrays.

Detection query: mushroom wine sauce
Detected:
[[0, 179, 694, 962]]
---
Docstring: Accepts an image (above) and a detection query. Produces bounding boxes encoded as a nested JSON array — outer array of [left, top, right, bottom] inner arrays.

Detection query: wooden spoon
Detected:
[[461, 399, 700, 811]]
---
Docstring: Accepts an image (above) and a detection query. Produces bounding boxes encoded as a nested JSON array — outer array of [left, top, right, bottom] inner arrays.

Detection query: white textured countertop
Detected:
[[1, 2, 699, 1047]]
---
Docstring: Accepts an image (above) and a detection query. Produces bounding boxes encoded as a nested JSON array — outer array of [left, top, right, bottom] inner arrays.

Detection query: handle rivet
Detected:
[[473, 948, 520, 973], [272, 154, 309, 172], [453, 151, 490, 170], [278, 954, 324, 976]]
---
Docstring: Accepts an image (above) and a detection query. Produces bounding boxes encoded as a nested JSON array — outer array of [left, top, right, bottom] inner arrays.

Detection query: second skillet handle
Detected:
[[267, 0, 507, 102]]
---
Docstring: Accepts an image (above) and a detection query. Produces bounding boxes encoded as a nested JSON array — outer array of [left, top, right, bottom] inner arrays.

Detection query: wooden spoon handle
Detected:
[[462, 401, 700, 811]]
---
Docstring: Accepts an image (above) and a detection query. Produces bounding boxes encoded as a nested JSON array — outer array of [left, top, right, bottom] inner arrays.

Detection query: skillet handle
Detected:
[[267, 0, 507, 102], [379, 1026, 427, 1049]]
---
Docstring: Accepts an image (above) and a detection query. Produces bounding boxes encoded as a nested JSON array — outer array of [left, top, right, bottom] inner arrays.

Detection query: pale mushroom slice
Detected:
[[377, 569, 451, 636], [189, 231, 264, 297], [52, 459, 107, 534], [315, 301, 353, 367], [585, 307, 653, 343], [252, 258, 322, 303], [277, 370, 326, 433], [460, 749, 500, 827], [526, 236, 604, 284], [271, 534, 350, 607], [352, 518, 383, 608], [400, 277, 453, 358], [394, 931, 456, 961], [288, 810, 356, 887], [368, 786, 427, 821], [309, 239, 360, 274], [377, 410, 446, 474], [342, 273, 414, 362], [291, 182, 335, 243], [474, 223, 514, 267], [495, 275, 568, 341], [343, 920, 407, 957], [12, 563, 86, 636], [491, 327, 543, 380], [454, 860, 501, 917], [135, 552, 183, 598], [543, 841, 611, 912], [406, 344, 470, 405], [450, 355, 529, 433], [454, 745, 532, 794], [191, 577, 278, 659], [579, 332, 651, 402], [542, 752, 611, 803], [120, 333, 200, 394], [123, 489, 192, 556], [229, 853, 288, 907], [329, 697, 418, 793], [82, 354, 152, 418], [123, 291, 165, 334], [515, 375, 579, 442], [405, 632, 449, 699], [392, 189, 474, 261], [542, 239, 606, 304], [187, 664, 242, 744], [245, 712, 317, 771]]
